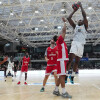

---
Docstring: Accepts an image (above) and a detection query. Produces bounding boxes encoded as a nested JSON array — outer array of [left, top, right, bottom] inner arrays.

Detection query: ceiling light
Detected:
[[35, 11, 39, 13], [35, 28, 38, 31], [0, 1, 2, 4], [61, 9, 65, 11], [88, 7, 92, 10], [87, 16, 89, 19], [10, 13, 14, 16], [19, 21, 22, 23], [40, 19, 44, 22], [58, 26, 62, 29], [16, 38, 19, 41], [27, 0, 31, 1], [44, 26, 47, 28]]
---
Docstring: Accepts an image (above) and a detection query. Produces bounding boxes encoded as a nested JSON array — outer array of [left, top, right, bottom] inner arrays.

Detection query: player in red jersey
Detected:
[[17, 52, 30, 85], [53, 17, 72, 98], [40, 39, 58, 92]]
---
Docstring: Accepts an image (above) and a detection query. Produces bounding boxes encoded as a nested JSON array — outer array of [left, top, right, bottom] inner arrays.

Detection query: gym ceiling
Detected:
[[0, 0, 100, 47]]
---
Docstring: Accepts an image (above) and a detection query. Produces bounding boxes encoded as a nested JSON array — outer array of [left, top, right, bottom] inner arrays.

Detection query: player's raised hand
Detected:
[[77, 1, 82, 7], [62, 17, 66, 23]]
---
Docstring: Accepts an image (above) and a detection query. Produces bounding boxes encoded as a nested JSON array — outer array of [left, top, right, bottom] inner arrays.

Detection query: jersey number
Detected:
[[51, 57, 53, 60]]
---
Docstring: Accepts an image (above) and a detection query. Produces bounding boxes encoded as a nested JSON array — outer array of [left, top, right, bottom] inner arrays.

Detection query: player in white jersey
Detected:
[[6, 57, 14, 76], [66, 2, 88, 83], [6, 57, 14, 81]]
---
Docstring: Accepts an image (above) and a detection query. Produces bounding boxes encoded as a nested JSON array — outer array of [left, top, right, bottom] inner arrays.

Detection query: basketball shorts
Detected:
[[21, 66, 28, 72], [70, 41, 84, 58], [6, 68, 13, 75], [57, 60, 68, 76], [45, 65, 57, 75]]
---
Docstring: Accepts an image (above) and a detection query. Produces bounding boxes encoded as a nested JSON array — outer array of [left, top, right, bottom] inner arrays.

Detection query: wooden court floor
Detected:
[[0, 70, 100, 100]]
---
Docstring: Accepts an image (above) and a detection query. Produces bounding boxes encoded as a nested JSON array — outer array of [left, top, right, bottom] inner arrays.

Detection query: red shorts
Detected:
[[57, 60, 68, 75], [21, 66, 28, 72], [45, 65, 57, 75]]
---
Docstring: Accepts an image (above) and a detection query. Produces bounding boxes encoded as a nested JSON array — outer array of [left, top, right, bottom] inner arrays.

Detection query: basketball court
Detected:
[[0, 70, 100, 100], [0, 0, 100, 100]]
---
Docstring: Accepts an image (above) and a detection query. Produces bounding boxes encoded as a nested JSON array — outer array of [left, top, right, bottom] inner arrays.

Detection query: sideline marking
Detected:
[[27, 82, 80, 86]]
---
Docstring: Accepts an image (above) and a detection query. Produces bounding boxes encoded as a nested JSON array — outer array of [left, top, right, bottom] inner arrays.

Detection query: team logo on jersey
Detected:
[[24, 61, 28, 64], [78, 29, 81, 32]]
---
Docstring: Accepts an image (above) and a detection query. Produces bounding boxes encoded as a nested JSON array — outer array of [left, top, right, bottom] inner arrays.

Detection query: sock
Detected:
[[62, 88, 66, 94], [66, 71, 69, 76], [55, 86, 59, 91], [19, 72, 23, 81], [72, 72, 75, 77], [42, 86, 45, 88]]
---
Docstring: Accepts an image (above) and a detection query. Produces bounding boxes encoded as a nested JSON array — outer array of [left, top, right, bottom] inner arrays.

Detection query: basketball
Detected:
[[72, 3, 80, 10]]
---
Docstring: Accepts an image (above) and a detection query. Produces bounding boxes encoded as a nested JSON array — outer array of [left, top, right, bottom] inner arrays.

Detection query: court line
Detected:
[[92, 84, 100, 90], [27, 82, 80, 86]]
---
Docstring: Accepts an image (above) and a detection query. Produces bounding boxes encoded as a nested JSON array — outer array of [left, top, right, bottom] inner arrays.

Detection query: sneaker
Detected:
[[62, 92, 72, 98], [65, 80, 67, 83], [40, 87, 45, 92], [69, 75, 74, 84], [24, 82, 27, 85], [53, 90, 60, 96], [17, 81, 21, 85]]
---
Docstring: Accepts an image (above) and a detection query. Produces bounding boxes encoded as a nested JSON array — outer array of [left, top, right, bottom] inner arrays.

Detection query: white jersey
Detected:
[[73, 25, 87, 44], [6, 61, 14, 76], [8, 61, 14, 69]]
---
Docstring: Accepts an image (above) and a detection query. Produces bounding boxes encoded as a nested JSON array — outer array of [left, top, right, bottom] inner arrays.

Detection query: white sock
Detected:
[[72, 72, 75, 77], [66, 71, 68, 76], [62, 88, 66, 94], [19, 72, 23, 81], [55, 86, 59, 91], [42, 86, 45, 88]]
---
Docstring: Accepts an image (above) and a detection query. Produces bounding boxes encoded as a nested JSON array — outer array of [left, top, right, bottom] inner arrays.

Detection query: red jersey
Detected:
[[45, 46, 57, 66], [56, 35, 69, 61], [22, 56, 30, 66]]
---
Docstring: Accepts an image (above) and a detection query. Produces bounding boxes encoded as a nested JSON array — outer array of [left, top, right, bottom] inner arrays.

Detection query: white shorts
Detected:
[[70, 41, 84, 58], [6, 68, 13, 75]]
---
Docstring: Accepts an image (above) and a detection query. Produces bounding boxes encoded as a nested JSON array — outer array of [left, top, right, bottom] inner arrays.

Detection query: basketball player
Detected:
[[6, 57, 14, 76], [14, 63, 18, 77], [17, 52, 30, 85], [53, 17, 72, 98], [0, 56, 8, 78], [6, 56, 14, 81], [40, 39, 58, 92], [66, 2, 88, 84]]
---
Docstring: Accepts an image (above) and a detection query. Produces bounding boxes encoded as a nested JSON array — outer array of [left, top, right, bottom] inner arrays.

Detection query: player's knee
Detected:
[[75, 60, 80, 64], [54, 74, 57, 78], [68, 59, 73, 64]]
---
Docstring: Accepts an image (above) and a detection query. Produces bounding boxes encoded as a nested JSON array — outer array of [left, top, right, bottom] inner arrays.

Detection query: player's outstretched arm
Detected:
[[79, 2, 88, 30], [45, 56, 49, 62], [61, 17, 67, 39], [0, 56, 8, 65], [67, 10, 76, 29]]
